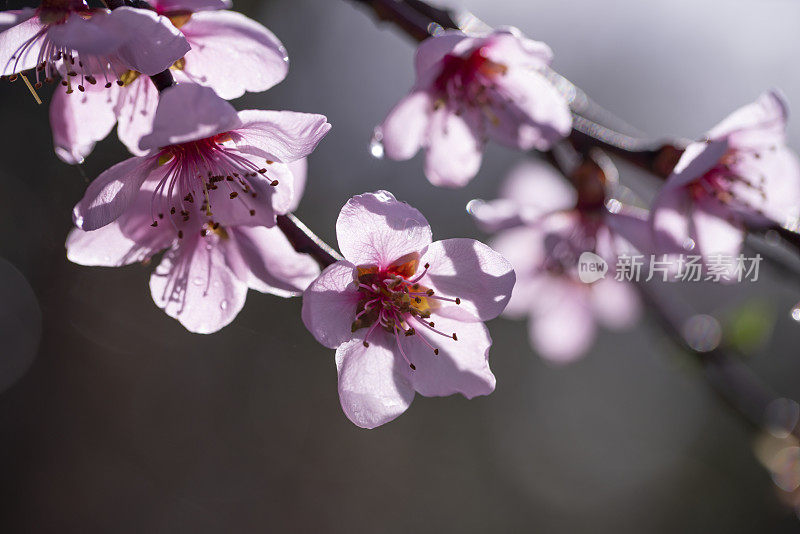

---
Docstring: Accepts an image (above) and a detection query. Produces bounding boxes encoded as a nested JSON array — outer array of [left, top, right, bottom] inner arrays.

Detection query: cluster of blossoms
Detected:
[[4, 0, 799, 429], [0, 0, 522, 428], [373, 30, 800, 363]]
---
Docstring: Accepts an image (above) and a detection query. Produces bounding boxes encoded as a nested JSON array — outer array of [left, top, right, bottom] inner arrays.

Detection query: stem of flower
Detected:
[[276, 214, 343, 268]]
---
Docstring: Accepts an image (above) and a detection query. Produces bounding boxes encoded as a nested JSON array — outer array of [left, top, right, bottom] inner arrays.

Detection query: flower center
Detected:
[[352, 253, 461, 370], [688, 149, 768, 211], [540, 213, 603, 277], [148, 134, 279, 235], [432, 46, 508, 111]]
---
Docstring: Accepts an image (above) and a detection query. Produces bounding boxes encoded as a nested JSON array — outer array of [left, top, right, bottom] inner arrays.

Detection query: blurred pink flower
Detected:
[[50, 0, 289, 163], [67, 157, 319, 334], [302, 191, 515, 428], [375, 27, 571, 187], [652, 90, 800, 260], [471, 160, 647, 363], [72, 83, 330, 232], [0, 0, 188, 83]]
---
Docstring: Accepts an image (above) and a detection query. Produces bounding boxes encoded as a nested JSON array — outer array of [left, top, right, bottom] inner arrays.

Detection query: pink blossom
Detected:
[[49, 0, 289, 164], [302, 191, 515, 428], [471, 160, 646, 363], [652, 90, 800, 261], [67, 157, 319, 333], [375, 27, 572, 188], [72, 83, 330, 232], [0, 0, 189, 85]]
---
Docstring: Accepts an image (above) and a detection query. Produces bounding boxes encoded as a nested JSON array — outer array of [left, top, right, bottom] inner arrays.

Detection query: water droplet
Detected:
[[791, 306, 800, 322], [466, 199, 483, 215], [369, 130, 384, 159], [682, 237, 696, 251], [427, 22, 444, 36], [192, 277, 204, 286], [220, 300, 228, 310], [605, 198, 622, 214], [682, 314, 721, 352]]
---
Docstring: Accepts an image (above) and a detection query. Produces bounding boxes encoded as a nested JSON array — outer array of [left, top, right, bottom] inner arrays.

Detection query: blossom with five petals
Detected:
[[302, 191, 515, 428], [67, 157, 319, 333], [652, 90, 800, 261], [375, 27, 571, 187], [470, 160, 647, 363], [72, 83, 330, 233], [49, 0, 290, 163]]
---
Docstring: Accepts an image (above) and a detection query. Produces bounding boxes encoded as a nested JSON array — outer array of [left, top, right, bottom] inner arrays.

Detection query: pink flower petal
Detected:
[[414, 30, 472, 84], [335, 335, 415, 429], [226, 225, 320, 296], [529, 281, 596, 363], [0, 8, 34, 32], [301, 261, 361, 349], [489, 226, 546, 318], [73, 155, 153, 231], [731, 146, 800, 227], [66, 220, 170, 267], [46, 11, 122, 54], [285, 158, 307, 212], [232, 109, 331, 163], [378, 90, 430, 161], [590, 278, 640, 330], [471, 159, 577, 231], [0, 11, 43, 75], [115, 75, 159, 156], [203, 154, 294, 227], [692, 196, 745, 258], [108, 7, 190, 76], [667, 140, 729, 189], [180, 10, 288, 99], [149, 234, 248, 334], [418, 238, 515, 322], [424, 108, 483, 187], [709, 89, 789, 148], [138, 84, 242, 151], [50, 82, 119, 164], [487, 67, 572, 151], [403, 315, 495, 399], [481, 27, 553, 68], [651, 185, 693, 254], [335, 190, 432, 266]]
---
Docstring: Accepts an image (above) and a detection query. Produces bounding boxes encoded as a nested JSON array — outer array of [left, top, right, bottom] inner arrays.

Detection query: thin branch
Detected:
[[276, 214, 342, 268]]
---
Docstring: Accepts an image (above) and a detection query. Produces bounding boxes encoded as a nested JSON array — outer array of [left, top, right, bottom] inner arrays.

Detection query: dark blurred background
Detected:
[[3, 0, 800, 532]]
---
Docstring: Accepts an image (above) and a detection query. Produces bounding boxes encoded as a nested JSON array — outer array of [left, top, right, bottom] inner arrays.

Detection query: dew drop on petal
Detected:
[[369, 130, 384, 159], [605, 198, 621, 214], [682, 314, 721, 352], [192, 277, 204, 286], [682, 237, 696, 251], [220, 300, 228, 310]]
